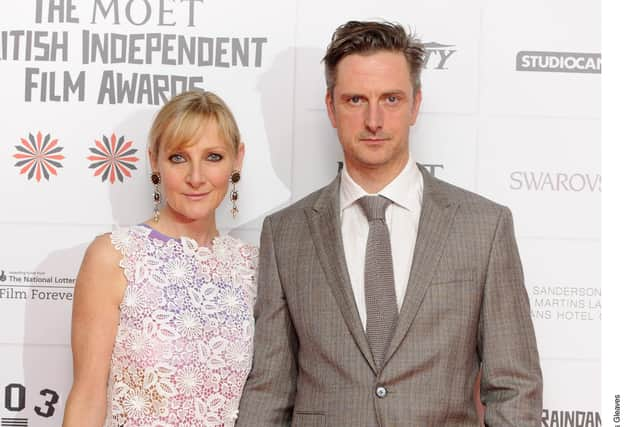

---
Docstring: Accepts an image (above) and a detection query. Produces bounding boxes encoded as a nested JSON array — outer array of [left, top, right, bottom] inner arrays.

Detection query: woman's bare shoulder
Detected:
[[75, 233, 126, 301], [81, 233, 121, 269]]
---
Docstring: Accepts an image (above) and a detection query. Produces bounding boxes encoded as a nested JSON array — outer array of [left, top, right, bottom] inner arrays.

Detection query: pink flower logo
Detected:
[[88, 133, 139, 184], [13, 131, 65, 182]]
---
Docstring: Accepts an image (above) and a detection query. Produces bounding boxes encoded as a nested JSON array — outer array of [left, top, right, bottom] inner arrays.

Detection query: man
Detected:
[[238, 20, 542, 426]]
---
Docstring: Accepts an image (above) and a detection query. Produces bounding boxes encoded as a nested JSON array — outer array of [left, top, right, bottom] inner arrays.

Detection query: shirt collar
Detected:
[[339, 155, 422, 212]]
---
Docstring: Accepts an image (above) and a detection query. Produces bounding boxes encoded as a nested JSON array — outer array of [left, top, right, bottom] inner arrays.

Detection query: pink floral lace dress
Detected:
[[105, 225, 258, 427]]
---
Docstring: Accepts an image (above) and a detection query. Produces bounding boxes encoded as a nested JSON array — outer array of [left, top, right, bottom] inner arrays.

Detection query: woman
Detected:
[[62, 91, 258, 426]]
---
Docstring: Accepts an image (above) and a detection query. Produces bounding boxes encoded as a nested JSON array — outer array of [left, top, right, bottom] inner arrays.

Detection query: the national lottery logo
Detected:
[[87, 133, 139, 183], [13, 132, 65, 182]]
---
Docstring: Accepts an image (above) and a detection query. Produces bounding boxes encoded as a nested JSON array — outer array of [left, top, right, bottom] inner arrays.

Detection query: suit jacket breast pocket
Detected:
[[292, 412, 326, 427], [430, 268, 477, 286]]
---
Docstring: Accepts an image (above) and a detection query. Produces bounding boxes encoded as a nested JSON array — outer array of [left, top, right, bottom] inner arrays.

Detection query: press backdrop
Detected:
[[0, 1, 600, 425]]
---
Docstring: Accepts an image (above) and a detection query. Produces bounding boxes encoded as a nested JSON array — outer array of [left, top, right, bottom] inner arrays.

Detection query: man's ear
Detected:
[[325, 90, 338, 129], [410, 89, 422, 125]]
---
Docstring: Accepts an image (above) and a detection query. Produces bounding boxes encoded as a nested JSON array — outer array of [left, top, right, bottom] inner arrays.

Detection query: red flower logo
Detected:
[[13, 132, 65, 182], [87, 133, 140, 183]]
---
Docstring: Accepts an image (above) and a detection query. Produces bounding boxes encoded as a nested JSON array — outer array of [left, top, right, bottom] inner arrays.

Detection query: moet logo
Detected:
[[420, 163, 444, 177], [423, 43, 457, 70]]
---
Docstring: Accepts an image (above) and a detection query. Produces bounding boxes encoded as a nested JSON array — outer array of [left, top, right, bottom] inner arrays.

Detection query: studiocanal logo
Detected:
[[87, 133, 139, 183], [542, 408, 601, 427], [516, 51, 601, 74], [423, 42, 457, 70], [13, 132, 65, 182]]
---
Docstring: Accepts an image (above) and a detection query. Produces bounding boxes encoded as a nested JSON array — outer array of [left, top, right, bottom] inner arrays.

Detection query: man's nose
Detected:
[[364, 102, 383, 133]]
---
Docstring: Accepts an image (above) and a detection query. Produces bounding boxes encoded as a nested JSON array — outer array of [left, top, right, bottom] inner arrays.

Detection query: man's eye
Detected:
[[169, 154, 185, 163], [387, 95, 399, 103], [349, 96, 363, 104], [208, 153, 222, 161]]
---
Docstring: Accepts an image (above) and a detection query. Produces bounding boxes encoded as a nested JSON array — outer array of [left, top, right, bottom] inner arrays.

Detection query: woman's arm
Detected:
[[62, 234, 126, 427]]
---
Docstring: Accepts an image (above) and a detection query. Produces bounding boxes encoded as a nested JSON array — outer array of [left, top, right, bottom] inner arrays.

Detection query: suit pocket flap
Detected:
[[292, 412, 326, 427], [431, 268, 476, 285]]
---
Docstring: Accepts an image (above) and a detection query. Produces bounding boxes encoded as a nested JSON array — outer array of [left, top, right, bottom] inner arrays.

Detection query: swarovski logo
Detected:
[[510, 171, 601, 192], [516, 51, 601, 74]]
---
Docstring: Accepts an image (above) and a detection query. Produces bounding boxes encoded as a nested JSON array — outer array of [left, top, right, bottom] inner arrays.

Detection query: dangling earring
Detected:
[[151, 172, 161, 222], [229, 170, 241, 218]]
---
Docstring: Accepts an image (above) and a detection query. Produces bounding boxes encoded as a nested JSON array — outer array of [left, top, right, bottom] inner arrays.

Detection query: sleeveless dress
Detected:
[[104, 225, 258, 427]]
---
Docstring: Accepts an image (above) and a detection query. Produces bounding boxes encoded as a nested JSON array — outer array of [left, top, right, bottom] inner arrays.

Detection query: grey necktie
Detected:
[[357, 195, 398, 368]]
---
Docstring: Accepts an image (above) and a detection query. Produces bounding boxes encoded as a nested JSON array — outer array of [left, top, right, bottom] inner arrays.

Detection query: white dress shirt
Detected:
[[339, 157, 424, 328]]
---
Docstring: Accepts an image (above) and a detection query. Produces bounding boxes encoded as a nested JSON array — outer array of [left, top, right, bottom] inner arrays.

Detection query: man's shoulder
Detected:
[[265, 183, 332, 225]]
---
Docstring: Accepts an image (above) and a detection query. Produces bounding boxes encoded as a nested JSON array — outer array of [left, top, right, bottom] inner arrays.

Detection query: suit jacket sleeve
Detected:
[[237, 215, 298, 426], [478, 207, 543, 426]]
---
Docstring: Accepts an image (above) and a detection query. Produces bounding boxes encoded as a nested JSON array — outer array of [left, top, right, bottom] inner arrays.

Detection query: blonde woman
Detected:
[[63, 91, 257, 426]]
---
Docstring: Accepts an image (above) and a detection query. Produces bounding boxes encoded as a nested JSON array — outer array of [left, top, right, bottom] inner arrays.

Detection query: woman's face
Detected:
[[151, 118, 244, 225]]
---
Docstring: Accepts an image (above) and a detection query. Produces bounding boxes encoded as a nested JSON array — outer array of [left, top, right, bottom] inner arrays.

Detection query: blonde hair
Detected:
[[149, 90, 241, 161]]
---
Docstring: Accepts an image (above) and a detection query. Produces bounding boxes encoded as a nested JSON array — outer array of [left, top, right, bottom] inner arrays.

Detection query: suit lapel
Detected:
[[384, 166, 460, 366], [305, 176, 377, 372]]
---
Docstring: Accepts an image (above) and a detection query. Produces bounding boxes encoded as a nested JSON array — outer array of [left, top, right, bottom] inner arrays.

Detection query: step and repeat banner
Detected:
[[0, 1, 600, 425]]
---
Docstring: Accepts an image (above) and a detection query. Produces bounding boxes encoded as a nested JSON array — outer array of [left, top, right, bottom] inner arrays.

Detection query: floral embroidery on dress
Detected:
[[106, 225, 258, 427]]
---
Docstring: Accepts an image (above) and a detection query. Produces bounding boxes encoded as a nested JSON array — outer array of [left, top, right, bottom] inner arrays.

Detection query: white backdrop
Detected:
[[0, 1, 600, 425]]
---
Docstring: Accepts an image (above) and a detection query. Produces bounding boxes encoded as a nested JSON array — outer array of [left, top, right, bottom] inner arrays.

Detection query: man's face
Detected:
[[326, 50, 421, 179]]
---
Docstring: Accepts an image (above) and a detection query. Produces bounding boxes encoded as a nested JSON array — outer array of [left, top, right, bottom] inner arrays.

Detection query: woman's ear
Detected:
[[234, 143, 245, 171], [149, 148, 158, 172]]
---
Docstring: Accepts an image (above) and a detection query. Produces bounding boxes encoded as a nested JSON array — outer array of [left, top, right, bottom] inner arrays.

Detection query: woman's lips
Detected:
[[184, 192, 209, 200]]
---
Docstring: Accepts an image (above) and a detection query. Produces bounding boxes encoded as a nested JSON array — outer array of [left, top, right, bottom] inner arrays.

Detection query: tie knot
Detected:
[[357, 195, 391, 221]]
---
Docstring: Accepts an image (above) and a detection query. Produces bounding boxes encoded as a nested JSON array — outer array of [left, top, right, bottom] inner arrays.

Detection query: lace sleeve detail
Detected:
[[220, 237, 258, 307], [239, 243, 259, 305], [110, 226, 149, 285]]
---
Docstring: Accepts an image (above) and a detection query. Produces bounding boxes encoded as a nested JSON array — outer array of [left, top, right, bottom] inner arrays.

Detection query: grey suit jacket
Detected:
[[237, 165, 542, 426]]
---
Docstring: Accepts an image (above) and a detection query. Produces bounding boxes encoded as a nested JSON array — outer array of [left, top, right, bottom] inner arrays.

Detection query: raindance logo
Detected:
[[423, 42, 457, 69], [13, 132, 65, 182], [516, 51, 601, 74], [87, 133, 139, 183], [542, 408, 601, 427]]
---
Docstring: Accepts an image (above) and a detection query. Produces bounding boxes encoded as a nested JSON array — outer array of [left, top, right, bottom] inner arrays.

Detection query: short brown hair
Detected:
[[148, 90, 241, 161], [322, 20, 426, 96]]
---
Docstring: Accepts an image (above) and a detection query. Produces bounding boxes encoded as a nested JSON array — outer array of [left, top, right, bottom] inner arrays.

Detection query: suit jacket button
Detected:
[[375, 386, 387, 398]]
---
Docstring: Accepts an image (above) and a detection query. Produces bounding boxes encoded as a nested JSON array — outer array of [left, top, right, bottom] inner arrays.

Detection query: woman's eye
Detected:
[[207, 153, 222, 161], [169, 154, 185, 163]]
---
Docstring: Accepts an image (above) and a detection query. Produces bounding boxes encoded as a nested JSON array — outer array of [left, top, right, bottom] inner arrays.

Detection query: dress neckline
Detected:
[[138, 223, 223, 249]]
